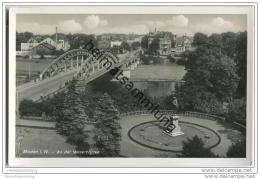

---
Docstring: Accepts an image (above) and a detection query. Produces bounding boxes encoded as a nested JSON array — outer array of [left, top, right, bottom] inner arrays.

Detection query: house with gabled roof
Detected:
[[174, 35, 193, 53], [31, 42, 56, 58]]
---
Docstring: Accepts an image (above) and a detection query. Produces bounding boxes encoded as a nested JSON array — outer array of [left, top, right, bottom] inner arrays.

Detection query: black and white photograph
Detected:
[[15, 12, 248, 158], [2, 3, 257, 173]]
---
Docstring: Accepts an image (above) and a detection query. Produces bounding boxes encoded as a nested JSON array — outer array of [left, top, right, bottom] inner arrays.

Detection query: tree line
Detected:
[[175, 32, 247, 124], [16, 32, 141, 55]]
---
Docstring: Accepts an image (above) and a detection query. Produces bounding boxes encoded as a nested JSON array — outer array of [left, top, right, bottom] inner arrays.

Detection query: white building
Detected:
[[56, 39, 70, 51], [20, 37, 39, 52], [40, 37, 56, 47], [110, 41, 122, 47]]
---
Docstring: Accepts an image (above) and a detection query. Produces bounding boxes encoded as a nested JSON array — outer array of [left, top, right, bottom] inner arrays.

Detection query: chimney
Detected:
[[55, 26, 58, 48]]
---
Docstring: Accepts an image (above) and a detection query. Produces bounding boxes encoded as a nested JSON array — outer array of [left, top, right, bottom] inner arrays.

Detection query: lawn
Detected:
[[16, 126, 77, 157]]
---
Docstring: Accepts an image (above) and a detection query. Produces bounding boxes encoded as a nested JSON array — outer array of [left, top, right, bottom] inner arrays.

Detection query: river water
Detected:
[[129, 64, 186, 97], [132, 81, 177, 98]]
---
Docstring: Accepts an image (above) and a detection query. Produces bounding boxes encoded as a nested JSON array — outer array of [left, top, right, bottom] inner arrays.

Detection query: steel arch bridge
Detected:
[[17, 49, 141, 101], [40, 49, 117, 80]]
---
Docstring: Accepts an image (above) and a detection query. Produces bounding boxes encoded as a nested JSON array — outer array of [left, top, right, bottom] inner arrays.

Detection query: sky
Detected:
[[16, 14, 247, 36]]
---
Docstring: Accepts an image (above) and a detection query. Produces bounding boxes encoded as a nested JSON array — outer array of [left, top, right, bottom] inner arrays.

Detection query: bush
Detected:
[[179, 135, 217, 158], [227, 138, 246, 157], [19, 92, 66, 117], [167, 55, 176, 63], [140, 55, 152, 65], [51, 49, 64, 56], [67, 134, 85, 145], [140, 55, 166, 64], [152, 57, 164, 64], [194, 92, 224, 115], [176, 58, 187, 65], [75, 142, 91, 157], [226, 98, 246, 125], [19, 99, 42, 116]]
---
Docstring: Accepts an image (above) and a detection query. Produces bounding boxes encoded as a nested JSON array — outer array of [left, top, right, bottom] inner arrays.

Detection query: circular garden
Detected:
[[119, 112, 243, 157], [128, 120, 221, 152]]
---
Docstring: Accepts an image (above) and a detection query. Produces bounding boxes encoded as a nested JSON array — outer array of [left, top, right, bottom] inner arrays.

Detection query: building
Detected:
[[110, 40, 122, 47], [55, 37, 70, 51], [147, 31, 173, 56], [31, 42, 56, 58], [17, 27, 70, 57], [97, 33, 128, 41], [126, 37, 142, 46], [40, 37, 56, 47], [20, 37, 39, 52], [159, 37, 172, 55], [174, 35, 193, 53]]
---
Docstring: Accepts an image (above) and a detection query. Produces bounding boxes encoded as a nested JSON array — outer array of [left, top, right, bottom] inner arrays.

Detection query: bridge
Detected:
[[16, 49, 141, 103]]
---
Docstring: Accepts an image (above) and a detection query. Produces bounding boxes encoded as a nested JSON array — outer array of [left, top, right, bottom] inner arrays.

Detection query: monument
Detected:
[[164, 114, 184, 137]]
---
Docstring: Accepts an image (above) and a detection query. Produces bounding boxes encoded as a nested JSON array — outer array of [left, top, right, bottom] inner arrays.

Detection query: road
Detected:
[[17, 69, 77, 101]]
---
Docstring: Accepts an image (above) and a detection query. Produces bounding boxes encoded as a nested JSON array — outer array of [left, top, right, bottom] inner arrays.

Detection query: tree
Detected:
[[209, 33, 223, 48], [36, 48, 47, 59], [208, 55, 239, 101], [176, 58, 187, 66], [167, 55, 175, 63], [131, 41, 141, 50], [221, 32, 238, 59], [141, 35, 149, 49], [179, 135, 216, 157], [227, 138, 246, 158], [120, 41, 131, 52], [227, 98, 246, 125], [67, 33, 97, 49], [193, 32, 246, 99], [235, 32, 247, 98], [53, 79, 92, 157], [55, 79, 87, 137], [140, 54, 152, 65], [148, 38, 159, 55], [94, 93, 121, 157], [198, 93, 223, 114], [192, 33, 209, 47], [16, 32, 33, 51], [40, 91, 65, 117], [19, 99, 42, 117], [51, 49, 64, 56], [176, 44, 239, 114]]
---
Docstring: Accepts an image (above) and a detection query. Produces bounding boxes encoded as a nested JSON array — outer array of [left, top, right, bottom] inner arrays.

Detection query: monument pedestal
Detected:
[[164, 115, 184, 137]]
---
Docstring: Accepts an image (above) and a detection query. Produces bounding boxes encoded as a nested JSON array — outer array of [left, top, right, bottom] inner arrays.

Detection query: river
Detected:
[[129, 64, 186, 97]]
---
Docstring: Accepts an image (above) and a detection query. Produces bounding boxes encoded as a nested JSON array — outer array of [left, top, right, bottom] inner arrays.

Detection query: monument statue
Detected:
[[164, 114, 184, 137]]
